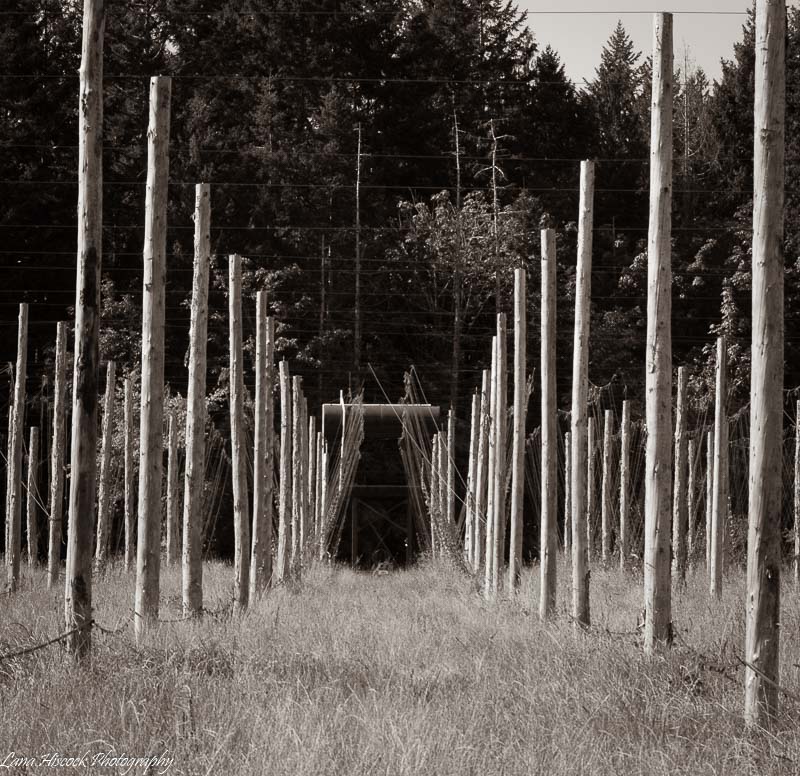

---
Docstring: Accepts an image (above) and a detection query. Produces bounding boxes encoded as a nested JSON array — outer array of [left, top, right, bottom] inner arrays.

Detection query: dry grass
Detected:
[[1, 556, 799, 775]]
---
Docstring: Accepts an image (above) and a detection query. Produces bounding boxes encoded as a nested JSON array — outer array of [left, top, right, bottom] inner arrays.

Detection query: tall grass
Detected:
[[1, 557, 798, 775]]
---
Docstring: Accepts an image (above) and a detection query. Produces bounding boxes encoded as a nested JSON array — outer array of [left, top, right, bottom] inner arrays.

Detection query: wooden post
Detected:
[[672, 367, 688, 581], [687, 436, 697, 564], [510, 267, 527, 593], [492, 313, 507, 593], [465, 391, 479, 566], [710, 335, 727, 598], [354, 123, 363, 379], [706, 429, 714, 574], [182, 182, 210, 615], [439, 432, 448, 553], [474, 369, 490, 572], [643, 12, 674, 655], [276, 361, 292, 582], [134, 75, 171, 643], [291, 375, 303, 578], [26, 427, 40, 566], [601, 409, 613, 564], [123, 376, 135, 573], [564, 431, 572, 557], [318, 437, 328, 561], [570, 160, 594, 628], [228, 253, 249, 611], [795, 401, 800, 588], [94, 360, 116, 568], [446, 408, 456, 533], [301, 396, 310, 565], [250, 291, 269, 597], [539, 232, 556, 614], [47, 321, 67, 588], [65, 0, 103, 656], [587, 415, 595, 555], [619, 400, 631, 571], [308, 414, 317, 555], [7, 303, 28, 592], [484, 338, 498, 596], [745, 0, 785, 727], [165, 408, 180, 565]]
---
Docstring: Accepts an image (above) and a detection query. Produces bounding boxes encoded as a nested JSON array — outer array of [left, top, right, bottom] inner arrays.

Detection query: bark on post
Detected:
[[182, 182, 210, 615], [601, 409, 613, 564], [619, 400, 631, 571], [47, 321, 68, 588], [643, 12, 674, 655], [484, 338, 498, 596], [430, 433, 440, 559], [7, 303, 28, 592], [250, 292, 269, 597], [65, 0, 103, 657], [492, 313, 507, 593], [465, 391, 479, 566], [95, 360, 116, 569], [745, 0, 785, 727], [134, 76, 171, 643], [510, 268, 527, 593], [586, 415, 595, 555], [291, 375, 303, 579], [570, 160, 594, 628], [307, 414, 317, 559], [446, 409, 456, 534], [795, 401, 800, 588], [26, 427, 39, 566], [540, 232, 556, 615], [228, 253, 249, 612], [710, 336, 727, 599], [474, 369, 490, 572], [672, 367, 689, 582], [276, 361, 292, 582], [165, 408, 180, 565], [564, 431, 572, 557], [123, 376, 135, 572], [706, 429, 714, 574], [687, 437, 697, 563]]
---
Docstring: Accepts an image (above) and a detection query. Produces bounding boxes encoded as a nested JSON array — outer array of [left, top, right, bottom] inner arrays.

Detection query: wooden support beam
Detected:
[[291, 375, 303, 579], [250, 291, 269, 597], [510, 267, 527, 593], [26, 426, 39, 566], [95, 360, 116, 568], [465, 391, 479, 567], [687, 436, 698, 565], [564, 431, 572, 557], [123, 375, 135, 573], [484, 338, 497, 597], [492, 312, 507, 594], [706, 429, 714, 575], [587, 415, 595, 557], [601, 409, 613, 564], [47, 321, 67, 588], [474, 369, 490, 572], [165, 407, 180, 566], [710, 335, 727, 599], [276, 361, 292, 582], [672, 367, 688, 582], [619, 400, 630, 572]]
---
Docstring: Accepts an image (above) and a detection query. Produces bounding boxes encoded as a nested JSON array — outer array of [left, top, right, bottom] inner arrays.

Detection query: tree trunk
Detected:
[[619, 400, 631, 571], [510, 268, 527, 593], [123, 375, 135, 573], [745, 0, 785, 727], [601, 409, 613, 564], [710, 336, 727, 599], [47, 321, 68, 588], [276, 361, 292, 582], [165, 408, 180, 565], [672, 366, 688, 581], [95, 360, 116, 569], [26, 426, 40, 566]]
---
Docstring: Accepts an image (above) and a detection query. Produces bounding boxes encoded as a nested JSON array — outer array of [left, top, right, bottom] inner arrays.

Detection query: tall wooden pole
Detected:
[[706, 428, 714, 574], [484, 337, 498, 596], [276, 361, 292, 582], [26, 427, 39, 566], [182, 182, 210, 615], [123, 375, 135, 573], [601, 409, 613, 564], [745, 0, 785, 727], [353, 123, 362, 379], [687, 436, 697, 564], [165, 408, 180, 565], [492, 313, 507, 594], [672, 367, 688, 582], [795, 401, 800, 588], [474, 369, 490, 572], [643, 12, 674, 655], [571, 160, 594, 628], [446, 408, 456, 533], [65, 0, 103, 656], [291, 375, 303, 578], [47, 321, 67, 588], [134, 76, 171, 643], [465, 392, 478, 566], [710, 336, 727, 598], [564, 431, 572, 557], [619, 400, 631, 571], [539, 232, 556, 614], [430, 433, 440, 559], [7, 303, 28, 592], [228, 253, 249, 612], [95, 360, 116, 568], [307, 414, 317, 560], [250, 291, 269, 597], [586, 415, 595, 555], [510, 268, 527, 593]]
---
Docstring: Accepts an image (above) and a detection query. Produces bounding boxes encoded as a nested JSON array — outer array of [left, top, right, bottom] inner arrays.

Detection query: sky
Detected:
[[515, 1, 766, 86]]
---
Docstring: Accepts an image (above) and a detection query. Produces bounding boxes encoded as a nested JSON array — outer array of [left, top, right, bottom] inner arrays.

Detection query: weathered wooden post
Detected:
[[165, 408, 180, 565], [307, 414, 317, 560], [564, 431, 572, 557], [228, 253, 249, 612], [474, 369, 490, 572], [65, 0, 103, 656], [492, 313, 507, 593], [795, 401, 800, 588], [7, 303, 28, 592], [484, 338, 498, 596], [430, 433, 440, 559], [710, 335, 727, 598], [26, 427, 40, 566], [571, 160, 594, 627], [123, 375, 135, 572], [586, 415, 595, 555], [276, 361, 292, 582], [465, 392, 479, 566], [47, 321, 67, 588], [745, 0, 785, 727], [510, 268, 527, 593], [250, 291, 269, 597], [619, 400, 630, 571], [447, 409, 456, 534], [672, 367, 688, 582], [643, 12, 674, 655], [539, 232, 556, 614], [600, 410, 613, 564], [134, 75, 171, 643], [182, 182, 210, 615], [95, 360, 116, 568], [706, 429, 714, 574], [291, 375, 303, 578], [687, 436, 697, 563]]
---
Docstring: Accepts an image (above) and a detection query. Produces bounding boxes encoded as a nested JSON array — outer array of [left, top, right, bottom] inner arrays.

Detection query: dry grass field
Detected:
[[1, 557, 799, 775]]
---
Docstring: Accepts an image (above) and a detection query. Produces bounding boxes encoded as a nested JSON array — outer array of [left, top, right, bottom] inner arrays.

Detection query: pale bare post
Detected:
[[484, 339, 498, 597], [473, 369, 490, 572], [134, 76, 171, 643], [165, 408, 180, 565], [65, 0, 103, 657], [672, 367, 689, 582], [228, 253, 250, 612], [643, 12, 674, 655], [318, 438, 328, 561], [510, 268, 527, 593], [430, 432, 440, 559], [601, 410, 613, 564], [706, 429, 714, 574], [571, 160, 594, 628], [564, 431, 572, 557], [26, 426, 40, 566], [250, 291, 268, 598], [307, 414, 317, 562], [47, 322, 67, 588], [539, 232, 556, 614], [264, 317, 275, 584], [687, 437, 697, 564], [710, 336, 727, 599], [314, 430, 323, 555], [301, 397, 310, 566], [795, 401, 800, 588], [447, 408, 456, 534], [619, 400, 631, 572], [439, 432, 448, 550], [291, 376, 303, 579], [95, 360, 116, 569], [492, 313, 508, 594], [586, 415, 595, 556], [276, 361, 292, 582], [6, 304, 28, 592], [465, 391, 479, 567], [745, 0, 785, 727], [5, 396, 13, 557], [182, 182, 210, 615], [123, 376, 135, 573]]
